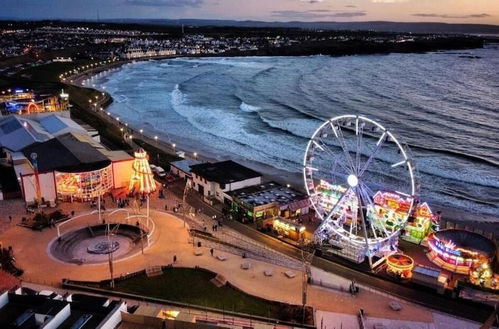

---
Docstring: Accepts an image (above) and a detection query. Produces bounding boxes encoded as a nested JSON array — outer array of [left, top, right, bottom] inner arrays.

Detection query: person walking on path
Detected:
[[9, 216, 12, 223], [173, 255, 177, 263], [210, 248, 214, 257]]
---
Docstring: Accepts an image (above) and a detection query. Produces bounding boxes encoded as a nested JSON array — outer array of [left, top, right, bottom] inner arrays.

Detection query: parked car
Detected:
[[155, 166, 166, 178], [150, 164, 157, 171]]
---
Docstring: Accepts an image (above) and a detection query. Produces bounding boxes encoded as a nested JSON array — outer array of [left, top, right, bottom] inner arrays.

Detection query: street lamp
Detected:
[[139, 129, 143, 134], [193, 152, 198, 159], [154, 136, 158, 145], [30, 153, 42, 207]]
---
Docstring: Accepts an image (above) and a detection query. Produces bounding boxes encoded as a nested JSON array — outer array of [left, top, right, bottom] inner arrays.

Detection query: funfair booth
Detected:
[[19, 133, 133, 204], [401, 202, 439, 244], [3, 89, 69, 114], [426, 229, 496, 275]]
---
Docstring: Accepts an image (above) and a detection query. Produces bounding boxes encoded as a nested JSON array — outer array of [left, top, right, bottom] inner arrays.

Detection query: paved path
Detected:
[[164, 181, 495, 324], [0, 204, 435, 323], [0, 186, 487, 326]]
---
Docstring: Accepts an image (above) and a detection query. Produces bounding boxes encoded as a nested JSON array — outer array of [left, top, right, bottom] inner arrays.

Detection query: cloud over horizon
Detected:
[[371, 0, 409, 3], [125, 0, 203, 7], [300, 0, 324, 3], [412, 13, 491, 19], [272, 9, 366, 19], [0, 0, 498, 24]]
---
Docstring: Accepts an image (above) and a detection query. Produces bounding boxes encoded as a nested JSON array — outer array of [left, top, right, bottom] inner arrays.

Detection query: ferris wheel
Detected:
[[303, 115, 418, 259]]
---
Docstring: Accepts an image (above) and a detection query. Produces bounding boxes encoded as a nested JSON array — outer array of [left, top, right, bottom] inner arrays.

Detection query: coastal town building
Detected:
[[190, 160, 262, 205], [52, 57, 73, 62], [0, 290, 126, 328], [0, 112, 86, 152], [228, 181, 310, 224], [122, 48, 176, 59], [169, 158, 202, 180], [0, 89, 69, 115], [0, 113, 134, 205]]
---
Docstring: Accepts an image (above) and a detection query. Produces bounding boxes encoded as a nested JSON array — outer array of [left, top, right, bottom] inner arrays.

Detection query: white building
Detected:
[[0, 113, 134, 205], [190, 160, 262, 205], [170, 159, 201, 180]]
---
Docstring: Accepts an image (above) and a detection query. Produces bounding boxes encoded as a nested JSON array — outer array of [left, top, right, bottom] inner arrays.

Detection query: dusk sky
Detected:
[[2, 0, 498, 25]]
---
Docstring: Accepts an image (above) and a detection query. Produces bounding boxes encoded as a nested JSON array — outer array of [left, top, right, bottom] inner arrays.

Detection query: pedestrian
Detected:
[[9, 216, 12, 223], [164, 204, 168, 211], [210, 248, 214, 257], [173, 255, 177, 263]]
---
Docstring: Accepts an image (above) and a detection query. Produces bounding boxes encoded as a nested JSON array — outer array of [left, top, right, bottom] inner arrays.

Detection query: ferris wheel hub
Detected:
[[347, 174, 359, 187]]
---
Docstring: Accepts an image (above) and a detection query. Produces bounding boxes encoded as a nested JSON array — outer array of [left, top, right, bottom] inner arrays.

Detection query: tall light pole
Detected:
[[107, 224, 115, 288], [301, 250, 314, 324], [30, 153, 42, 207]]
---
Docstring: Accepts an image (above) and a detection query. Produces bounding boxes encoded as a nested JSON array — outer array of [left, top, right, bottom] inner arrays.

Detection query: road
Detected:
[[171, 183, 495, 324]]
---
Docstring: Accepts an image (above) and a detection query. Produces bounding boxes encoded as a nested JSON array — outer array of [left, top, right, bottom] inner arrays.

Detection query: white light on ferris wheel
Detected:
[[347, 174, 359, 188]]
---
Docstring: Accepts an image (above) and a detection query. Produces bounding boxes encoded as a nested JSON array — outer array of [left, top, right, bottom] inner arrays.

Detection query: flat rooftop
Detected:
[[0, 292, 122, 329], [190, 160, 261, 184], [228, 181, 307, 207], [170, 158, 202, 174], [0, 294, 67, 327]]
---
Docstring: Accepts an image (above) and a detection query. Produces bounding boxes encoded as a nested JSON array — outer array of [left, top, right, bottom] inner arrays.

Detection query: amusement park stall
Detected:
[[1, 89, 69, 115], [229, 181, 310, 224], [18, 133, 133, 204]]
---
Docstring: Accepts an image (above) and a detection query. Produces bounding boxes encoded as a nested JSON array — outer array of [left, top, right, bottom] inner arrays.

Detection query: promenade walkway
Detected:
[[0, 199, 436, 324], [1, 188, 489, 328]]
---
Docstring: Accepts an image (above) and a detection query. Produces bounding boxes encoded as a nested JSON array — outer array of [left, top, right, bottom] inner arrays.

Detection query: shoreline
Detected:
[[67, 56, 498, 238]]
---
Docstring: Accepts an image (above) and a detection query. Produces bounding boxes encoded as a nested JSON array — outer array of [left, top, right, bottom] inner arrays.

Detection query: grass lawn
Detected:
[[112, 267, 312, 324]]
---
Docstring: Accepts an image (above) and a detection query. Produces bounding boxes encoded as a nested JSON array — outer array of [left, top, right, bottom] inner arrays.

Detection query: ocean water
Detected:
[[91, 46, 499, 219]]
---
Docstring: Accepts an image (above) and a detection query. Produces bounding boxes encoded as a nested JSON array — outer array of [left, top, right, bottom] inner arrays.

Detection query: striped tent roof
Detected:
[[128, 148, 157, 195]]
